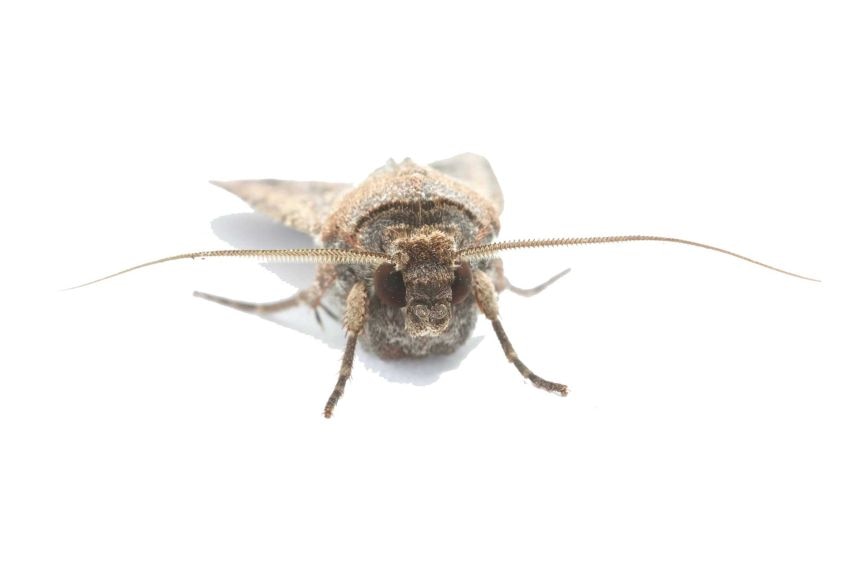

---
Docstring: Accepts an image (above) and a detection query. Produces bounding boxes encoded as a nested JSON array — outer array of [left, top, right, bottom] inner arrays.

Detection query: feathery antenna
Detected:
[[64, 248, 392, 290], [457, 235, 819, 282]]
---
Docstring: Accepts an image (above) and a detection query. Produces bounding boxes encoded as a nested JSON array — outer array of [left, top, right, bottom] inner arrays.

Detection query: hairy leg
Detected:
[[324, 281, 369, 418], [473, 269, 568, 396]]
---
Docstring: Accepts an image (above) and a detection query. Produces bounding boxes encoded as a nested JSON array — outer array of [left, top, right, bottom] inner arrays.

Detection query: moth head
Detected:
[[374, 228, 473, 337]]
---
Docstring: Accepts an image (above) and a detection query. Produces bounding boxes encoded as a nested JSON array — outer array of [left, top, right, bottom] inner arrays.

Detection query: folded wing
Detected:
[[211, 179, 352, 236], [430, 153, 503, 214]]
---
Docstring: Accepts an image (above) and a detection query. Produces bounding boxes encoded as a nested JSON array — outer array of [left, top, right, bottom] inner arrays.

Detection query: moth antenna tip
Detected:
[[460, 236, 818, 283], [62, 248, 390, 291]]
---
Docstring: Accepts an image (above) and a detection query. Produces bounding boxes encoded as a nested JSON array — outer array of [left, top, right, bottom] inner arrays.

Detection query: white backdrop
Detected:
[[2, 2, 857, 570]]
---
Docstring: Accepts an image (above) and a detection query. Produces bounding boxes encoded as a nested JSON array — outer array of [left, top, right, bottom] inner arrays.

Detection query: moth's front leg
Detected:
[[324, 281, 369, 418], [473, 269, 568, 396]]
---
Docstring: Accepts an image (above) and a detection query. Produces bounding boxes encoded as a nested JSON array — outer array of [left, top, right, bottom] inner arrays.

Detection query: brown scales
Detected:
[[70, 153, 818, 417]]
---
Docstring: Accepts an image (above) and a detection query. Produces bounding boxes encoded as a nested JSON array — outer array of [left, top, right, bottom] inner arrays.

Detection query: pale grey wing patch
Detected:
[[429, 153, 504, 213], [211, 179, 352, 236]]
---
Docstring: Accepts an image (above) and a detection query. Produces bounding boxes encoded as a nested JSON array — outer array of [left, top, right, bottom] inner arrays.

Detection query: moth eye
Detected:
[[451, 263, 473, 304], [374, 263, 407, 307]]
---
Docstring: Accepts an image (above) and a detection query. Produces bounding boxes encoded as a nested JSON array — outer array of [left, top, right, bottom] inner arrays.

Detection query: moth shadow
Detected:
[[208, 212, 484, 386], [210, 212, 317, 289], [358, 335, 485, 387]]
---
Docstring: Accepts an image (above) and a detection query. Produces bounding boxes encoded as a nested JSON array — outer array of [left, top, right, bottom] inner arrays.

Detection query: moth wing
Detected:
[[430, 153, 504, 213], [211, 179, 352, 236]]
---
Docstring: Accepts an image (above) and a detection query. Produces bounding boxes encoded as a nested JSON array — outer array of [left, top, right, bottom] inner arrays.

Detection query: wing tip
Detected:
[[209, 179, 232, 190]]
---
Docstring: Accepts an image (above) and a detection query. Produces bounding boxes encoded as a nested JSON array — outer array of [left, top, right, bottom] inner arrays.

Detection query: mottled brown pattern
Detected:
[[320, 158, 500, 247], [211, 179, 351, 236], [77, 154, 815, 418], [239, 156, 502, 364], [200, 154, 565, 415]]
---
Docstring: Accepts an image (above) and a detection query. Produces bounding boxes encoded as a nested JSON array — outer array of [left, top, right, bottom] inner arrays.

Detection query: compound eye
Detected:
[[451, 263, 473, 304], [374, 263, 406, 307]]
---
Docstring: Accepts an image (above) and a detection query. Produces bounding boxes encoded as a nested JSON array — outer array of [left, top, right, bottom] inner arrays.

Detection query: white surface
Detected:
[[1, 2, 857, 570]]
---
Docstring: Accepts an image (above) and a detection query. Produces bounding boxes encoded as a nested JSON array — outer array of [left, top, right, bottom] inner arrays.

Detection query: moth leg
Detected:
[[324, 281, 369, 418], [473, 269, 568, 396], [193, 289, 307, 313], [193, 264, 338, 320], [504, 269, 571, 297]]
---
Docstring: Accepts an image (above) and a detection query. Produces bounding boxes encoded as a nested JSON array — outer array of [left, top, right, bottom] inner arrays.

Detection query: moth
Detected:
[[72, 153, 816, 417]]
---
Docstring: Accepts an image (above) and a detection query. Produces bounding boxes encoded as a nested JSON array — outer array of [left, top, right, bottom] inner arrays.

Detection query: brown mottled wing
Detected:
[[211, 179, 352, 236], [429, 153, 503, 214]]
